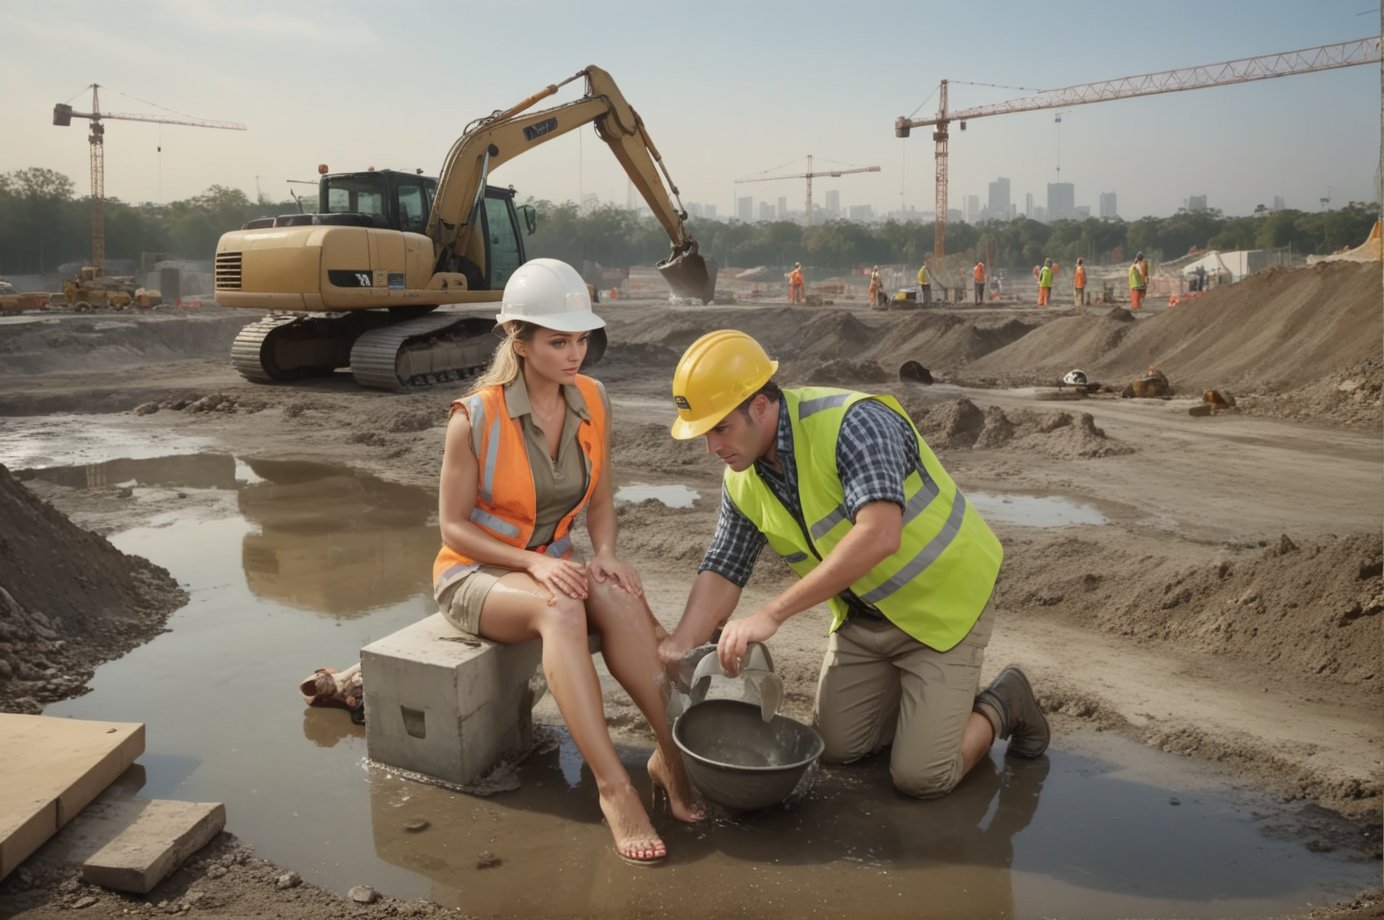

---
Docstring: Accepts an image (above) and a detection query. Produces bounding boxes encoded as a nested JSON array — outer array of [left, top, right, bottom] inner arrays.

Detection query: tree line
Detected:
[[1, 166, 1376, 277]]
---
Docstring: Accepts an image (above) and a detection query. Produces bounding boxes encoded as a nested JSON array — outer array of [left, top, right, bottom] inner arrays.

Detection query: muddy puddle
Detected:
[[6, 427, 1376, 917], [969, 491, 1109, 527]]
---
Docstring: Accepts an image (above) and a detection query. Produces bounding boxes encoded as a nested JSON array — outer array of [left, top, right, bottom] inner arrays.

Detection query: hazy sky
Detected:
[[4, 0, 1380, 222]]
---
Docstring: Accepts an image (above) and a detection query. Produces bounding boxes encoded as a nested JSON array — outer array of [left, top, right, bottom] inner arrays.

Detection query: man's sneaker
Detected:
[[975, 666, 1050, 758]]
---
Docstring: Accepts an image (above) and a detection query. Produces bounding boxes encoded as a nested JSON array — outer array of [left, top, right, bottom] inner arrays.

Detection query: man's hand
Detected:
[[717, 611, 780, 677], [657, 634, 693, 669]]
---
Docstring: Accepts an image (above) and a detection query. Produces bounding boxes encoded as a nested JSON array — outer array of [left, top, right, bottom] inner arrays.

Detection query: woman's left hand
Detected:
[[590, 551, 643, 596]]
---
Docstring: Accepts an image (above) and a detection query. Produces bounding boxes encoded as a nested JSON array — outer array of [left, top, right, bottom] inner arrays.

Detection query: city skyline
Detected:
[[2, 1, 1378, 223]]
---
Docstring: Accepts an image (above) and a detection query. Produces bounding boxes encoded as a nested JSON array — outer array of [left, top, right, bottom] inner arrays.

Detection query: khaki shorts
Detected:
[[437, 565, 513, 635]]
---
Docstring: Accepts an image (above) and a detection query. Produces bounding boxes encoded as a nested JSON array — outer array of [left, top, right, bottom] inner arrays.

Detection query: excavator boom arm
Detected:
[[426, 66, 711, 300]]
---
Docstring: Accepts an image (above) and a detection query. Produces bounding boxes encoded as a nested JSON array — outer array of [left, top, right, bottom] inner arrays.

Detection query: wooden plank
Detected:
[[0, 714, 144, 880]]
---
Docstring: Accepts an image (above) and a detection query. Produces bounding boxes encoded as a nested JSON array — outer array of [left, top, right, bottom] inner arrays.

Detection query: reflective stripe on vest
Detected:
[[722, 387, 1003, 651], [432, 375, 607, 597]]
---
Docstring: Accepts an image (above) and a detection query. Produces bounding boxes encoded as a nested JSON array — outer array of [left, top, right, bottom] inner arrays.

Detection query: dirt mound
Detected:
[[900, 397, 1134, 459], [0, 465, 186, 713], [790, 358, 891, 385], [0, 313, 252, 376], [969, 261, 1382, 399], [1001, 531, 1382, 688]]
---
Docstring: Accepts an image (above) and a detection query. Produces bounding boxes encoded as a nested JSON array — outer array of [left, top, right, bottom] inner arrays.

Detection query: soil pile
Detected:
[[0, 465, 186, 713], [0, 312, 251, 377], [966, 261, 1383, 402], [1000, 531, 1382, 689], [900, 397, 1134, 459]]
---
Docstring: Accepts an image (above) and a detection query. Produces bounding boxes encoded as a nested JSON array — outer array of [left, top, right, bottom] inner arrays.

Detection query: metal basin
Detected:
[[673, 699, 824, 811]]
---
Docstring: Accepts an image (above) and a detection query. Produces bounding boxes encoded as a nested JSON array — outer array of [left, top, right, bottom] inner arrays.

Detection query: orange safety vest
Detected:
[[432, 375, 608, 596], [789, 268, 803, 285], [973, 264, 985, 282], [1074, 265, 1086, 288]]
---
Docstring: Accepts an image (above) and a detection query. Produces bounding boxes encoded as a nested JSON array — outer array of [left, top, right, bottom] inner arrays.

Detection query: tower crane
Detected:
[[53, 84, 246, 275], [894, 37, 1382, 264], [735, 155, 881, 226]]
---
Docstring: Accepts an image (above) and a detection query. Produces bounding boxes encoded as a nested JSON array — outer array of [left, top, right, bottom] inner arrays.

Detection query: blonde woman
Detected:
[[432, 259, 702, 865]]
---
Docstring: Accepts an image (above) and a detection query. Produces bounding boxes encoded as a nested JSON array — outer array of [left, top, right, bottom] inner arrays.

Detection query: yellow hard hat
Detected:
[[670, 330, 779, 440]]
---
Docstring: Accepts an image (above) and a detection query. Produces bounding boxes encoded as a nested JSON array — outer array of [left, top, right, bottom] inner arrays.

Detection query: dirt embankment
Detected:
[[0, 465, 186, 714]]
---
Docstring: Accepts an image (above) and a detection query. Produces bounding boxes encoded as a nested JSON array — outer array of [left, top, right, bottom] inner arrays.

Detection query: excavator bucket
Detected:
[[658, 243, 717, 304]]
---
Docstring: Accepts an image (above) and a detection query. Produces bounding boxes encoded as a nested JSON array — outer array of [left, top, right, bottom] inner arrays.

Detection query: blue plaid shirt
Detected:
[[699, 395, 923, 606]]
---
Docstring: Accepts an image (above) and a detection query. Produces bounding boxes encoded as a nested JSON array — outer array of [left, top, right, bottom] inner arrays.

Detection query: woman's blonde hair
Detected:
[[466, 321, 537, 396]]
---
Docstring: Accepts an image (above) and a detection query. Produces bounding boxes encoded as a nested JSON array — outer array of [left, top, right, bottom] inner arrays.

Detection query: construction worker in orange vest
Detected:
[[788, 262, 805, 304], [972, 261, 985, 305], [1129, 251, 1149, 310], [1073, 257, 1087, 306], [868, 266, 883, 307]]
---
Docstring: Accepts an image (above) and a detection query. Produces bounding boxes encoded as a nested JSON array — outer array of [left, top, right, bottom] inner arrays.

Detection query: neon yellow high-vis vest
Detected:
[[723, 387, 1003, 651]]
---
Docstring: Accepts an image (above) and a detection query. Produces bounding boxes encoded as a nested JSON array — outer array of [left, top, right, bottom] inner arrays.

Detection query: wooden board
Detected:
[[0, 714, 144, 880]]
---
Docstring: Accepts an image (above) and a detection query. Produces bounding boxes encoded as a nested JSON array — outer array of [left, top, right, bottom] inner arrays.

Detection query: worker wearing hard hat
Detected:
[[1129, 251, 1149, 310], [788, 262, 805, 304], [433, 258, 702, 865], [867, 265, 883, 308], [1073, 257, 1088, 306], [1037, 259, 1054, 307], [916, 259, 932, 305], [972, 261, 986, 305], [658, 330, 1049, 800]]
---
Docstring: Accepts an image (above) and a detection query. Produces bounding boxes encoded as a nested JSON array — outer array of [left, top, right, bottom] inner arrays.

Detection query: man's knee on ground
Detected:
[[818, 733, 873, 766], [891, 759, 963, 800]]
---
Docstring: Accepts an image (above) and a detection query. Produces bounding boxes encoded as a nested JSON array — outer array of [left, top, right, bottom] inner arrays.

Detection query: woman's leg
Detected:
[[585, 576, 705, 823], [478, 572, 665, 861]]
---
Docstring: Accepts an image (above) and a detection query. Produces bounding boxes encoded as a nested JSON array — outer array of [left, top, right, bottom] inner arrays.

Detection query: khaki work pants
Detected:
[[814, 604, 994, 799]]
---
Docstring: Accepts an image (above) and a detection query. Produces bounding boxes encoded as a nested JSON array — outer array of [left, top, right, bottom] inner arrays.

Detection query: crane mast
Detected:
[[53, 84, 246, 274], [895, 37, 1383, 265]]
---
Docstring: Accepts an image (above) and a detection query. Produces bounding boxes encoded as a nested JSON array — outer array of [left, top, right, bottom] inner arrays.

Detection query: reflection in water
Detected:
[[363, 728, 1371, 919], [237, 459, 438, 618], [16, 452, 239, 491]]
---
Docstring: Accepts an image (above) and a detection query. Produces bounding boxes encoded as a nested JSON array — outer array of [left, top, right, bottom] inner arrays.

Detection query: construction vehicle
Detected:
[[216, 66, 716, 390], [60, 266, 162, 312]]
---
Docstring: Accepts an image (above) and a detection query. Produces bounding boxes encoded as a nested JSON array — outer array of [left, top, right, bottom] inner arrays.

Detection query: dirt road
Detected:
[[0, 259, 1379, 918]]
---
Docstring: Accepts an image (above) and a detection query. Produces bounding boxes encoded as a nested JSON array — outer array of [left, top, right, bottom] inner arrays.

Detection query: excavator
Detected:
[[215, 66, 716, 390]]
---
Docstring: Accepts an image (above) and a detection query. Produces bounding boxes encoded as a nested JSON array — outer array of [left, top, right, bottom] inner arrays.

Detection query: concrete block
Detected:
[[362, 614, 600, 787], [362, 614, 543, 787], [82, 800, 225, 894]]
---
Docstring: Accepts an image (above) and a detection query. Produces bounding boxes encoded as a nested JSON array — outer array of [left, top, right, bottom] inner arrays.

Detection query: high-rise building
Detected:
[[1271, 195, 1285, 212], [758, 201, 775, 222], [825, 189, 841, 216], [1025, 192, 1034, 218], [848, 204, 874, 221], [777, 196, 789, 220], [1099, 191, 1118, 219], [964, 194, 980, 224], [1187, 194, 1208, 212], [737, 196, 753, 222], [1046, 182, 1075, 221], [988, 177, 1011, 222]]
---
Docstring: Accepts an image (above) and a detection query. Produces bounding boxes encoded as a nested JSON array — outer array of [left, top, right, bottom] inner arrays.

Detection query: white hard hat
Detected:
[[494, 258, 606, 333], [1062, 369, 1089, 386]]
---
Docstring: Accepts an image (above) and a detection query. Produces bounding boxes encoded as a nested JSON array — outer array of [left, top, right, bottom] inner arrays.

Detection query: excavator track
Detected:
[[232, 311, 498, 390], [349, 313, 497, 391]]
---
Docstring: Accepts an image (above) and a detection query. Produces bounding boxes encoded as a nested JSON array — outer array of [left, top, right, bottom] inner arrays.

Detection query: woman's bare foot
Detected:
[[648, 749, 706, 823], [598, 783, 666, 865]]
